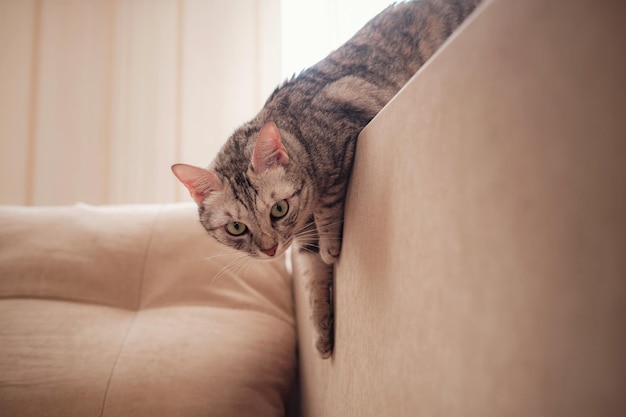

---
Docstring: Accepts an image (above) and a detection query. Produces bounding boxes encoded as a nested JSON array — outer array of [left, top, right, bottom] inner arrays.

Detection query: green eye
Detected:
[[225, 221, 247, 236], [270, 200, 289, 220]]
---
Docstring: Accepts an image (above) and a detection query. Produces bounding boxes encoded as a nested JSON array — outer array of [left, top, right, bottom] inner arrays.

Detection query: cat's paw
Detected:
[[314, 211, 344, 265], [316, 326, 334, 359], [307, 258, 334, 359], [319, 236, 341, 265], [312, 299, 334, 359]]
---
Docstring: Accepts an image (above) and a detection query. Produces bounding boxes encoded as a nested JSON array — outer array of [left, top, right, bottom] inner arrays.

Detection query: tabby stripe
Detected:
[[232, 172, 258, 208], [299, 242, 320, 255], [282, 213, 298, 228], [320, 193, 345, 210], [300, 68, 336, 85], [290, 180, 305, 199]]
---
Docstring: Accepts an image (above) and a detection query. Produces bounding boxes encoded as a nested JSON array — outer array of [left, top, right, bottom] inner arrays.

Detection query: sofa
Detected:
[[1, 0, 625, 415], [0, 203, 297, 416]]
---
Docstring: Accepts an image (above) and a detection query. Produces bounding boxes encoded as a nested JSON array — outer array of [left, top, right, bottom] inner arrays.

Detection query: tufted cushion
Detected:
[[0, 203, 296, 416]]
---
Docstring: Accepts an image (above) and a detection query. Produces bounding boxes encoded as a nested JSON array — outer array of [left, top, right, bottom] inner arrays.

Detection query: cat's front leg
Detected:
[[294, 241, 334, 359], [314, 206, 344, 265]]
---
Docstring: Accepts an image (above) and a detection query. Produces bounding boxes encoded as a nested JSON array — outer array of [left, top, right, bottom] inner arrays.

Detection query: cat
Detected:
[[172, 0, 481, 359]]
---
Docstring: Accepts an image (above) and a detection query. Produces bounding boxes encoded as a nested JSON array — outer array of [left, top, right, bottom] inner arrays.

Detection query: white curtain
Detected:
[[281, 0, 393, 77], [0, 0, 281, 205]]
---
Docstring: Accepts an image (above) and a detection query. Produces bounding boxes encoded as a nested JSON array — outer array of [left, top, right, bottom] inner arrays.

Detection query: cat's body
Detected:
[[173, 0, 481, 358]]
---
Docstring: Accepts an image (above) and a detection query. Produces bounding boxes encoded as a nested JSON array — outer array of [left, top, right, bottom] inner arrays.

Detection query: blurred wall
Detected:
[[0, 0, 281, 205]]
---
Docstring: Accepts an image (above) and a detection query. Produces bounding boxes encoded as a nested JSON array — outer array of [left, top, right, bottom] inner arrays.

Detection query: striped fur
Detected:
[[173, 0, 481, 358]]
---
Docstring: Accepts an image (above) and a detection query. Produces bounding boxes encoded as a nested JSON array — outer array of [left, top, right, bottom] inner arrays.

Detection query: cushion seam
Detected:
[[134, 204, 162, 309], [98, 311, 138, 417], [0, 297, 294, 326], [98, 205, 161, 416]]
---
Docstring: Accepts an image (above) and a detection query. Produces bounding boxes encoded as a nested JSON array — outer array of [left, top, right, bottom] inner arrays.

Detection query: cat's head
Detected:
[[172, 122, 313, 259]]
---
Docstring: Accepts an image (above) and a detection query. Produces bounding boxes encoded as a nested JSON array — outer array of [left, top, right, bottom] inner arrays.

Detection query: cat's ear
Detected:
[[252, 122, 289, 173], [171, 163, 222, 206]]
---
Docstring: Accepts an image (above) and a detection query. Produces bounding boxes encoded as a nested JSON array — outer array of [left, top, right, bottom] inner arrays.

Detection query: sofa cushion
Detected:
[[0, 203, 296, 416]]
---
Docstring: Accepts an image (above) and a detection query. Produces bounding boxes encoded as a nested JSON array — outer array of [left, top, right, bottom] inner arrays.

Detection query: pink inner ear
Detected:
[[252, 122, 289, 173], [171, 164, 222, 206]]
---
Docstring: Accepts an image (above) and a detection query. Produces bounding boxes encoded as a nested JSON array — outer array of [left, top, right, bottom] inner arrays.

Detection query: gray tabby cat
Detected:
[[172, 0, 481, 358]]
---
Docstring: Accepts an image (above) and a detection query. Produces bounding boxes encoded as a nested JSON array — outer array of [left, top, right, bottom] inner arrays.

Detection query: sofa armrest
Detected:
[[293, 0, 626, 415]]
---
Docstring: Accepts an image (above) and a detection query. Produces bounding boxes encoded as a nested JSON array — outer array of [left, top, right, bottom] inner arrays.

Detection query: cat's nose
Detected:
[[261, 245, 278, 257]]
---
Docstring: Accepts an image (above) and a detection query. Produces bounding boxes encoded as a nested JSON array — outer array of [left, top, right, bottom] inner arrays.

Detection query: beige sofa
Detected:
[[1, 0, 625, 416], [0, 203, 296, 416]]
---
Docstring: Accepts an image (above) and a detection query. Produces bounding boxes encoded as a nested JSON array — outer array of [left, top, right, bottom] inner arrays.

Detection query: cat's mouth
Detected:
[[260, 245, 278, 257], [257, 243, 290, 260]]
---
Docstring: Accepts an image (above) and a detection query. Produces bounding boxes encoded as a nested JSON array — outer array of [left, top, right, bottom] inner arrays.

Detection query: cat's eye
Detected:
[[270, 200, 289, 220], [225, 221, 247, 236]]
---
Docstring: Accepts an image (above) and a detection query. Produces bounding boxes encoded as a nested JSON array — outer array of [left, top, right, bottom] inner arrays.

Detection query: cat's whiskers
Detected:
[[237, 257, 258, 285], [297, 245, 321, 256], [296, 233, 343, 240], [294, 219, 344, 237], [295, 225, 315, 234], [295, 230, 343, 241], [209, 254, 249, 287], [203, 250, 240, 262], [242, 257, 258, 282]]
